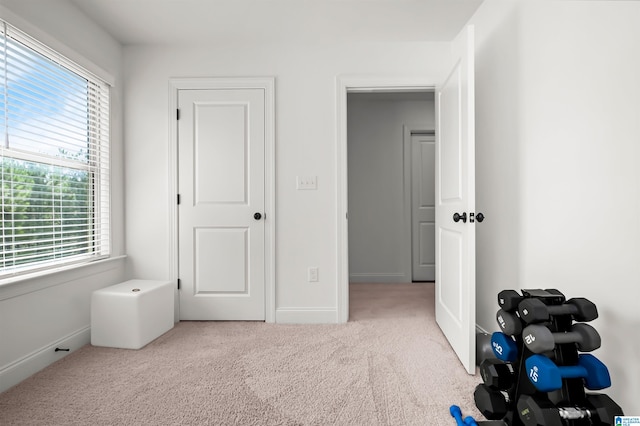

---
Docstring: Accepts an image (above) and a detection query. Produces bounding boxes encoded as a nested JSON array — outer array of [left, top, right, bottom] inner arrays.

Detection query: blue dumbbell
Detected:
[[463, 416, 478, 426], [491, 332, 518, 362], [450, 405, 465, 426], [449, 405, 478, 426], [525, 354, 611, 392]]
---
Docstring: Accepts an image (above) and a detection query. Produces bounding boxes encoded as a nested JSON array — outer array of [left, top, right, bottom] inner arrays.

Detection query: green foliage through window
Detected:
[[1, 157, 92, 268]]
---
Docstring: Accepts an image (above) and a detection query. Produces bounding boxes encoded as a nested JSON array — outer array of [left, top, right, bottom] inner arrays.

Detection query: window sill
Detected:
[[0, 255, 127, 301]]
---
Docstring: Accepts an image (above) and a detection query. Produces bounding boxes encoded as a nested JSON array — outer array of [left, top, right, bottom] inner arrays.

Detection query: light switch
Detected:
[[296, 176, 317, 190]]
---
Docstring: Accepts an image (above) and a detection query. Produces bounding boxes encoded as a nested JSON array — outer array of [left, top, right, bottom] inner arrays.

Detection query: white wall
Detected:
[[471, 0, 640, 413], [123, 41, 449, 320], [0, 0, 125, 392], [347, 93, 434, 283]]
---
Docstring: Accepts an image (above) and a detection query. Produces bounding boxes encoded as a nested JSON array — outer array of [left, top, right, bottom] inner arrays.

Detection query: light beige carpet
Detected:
[[0, 283, 482, 425]]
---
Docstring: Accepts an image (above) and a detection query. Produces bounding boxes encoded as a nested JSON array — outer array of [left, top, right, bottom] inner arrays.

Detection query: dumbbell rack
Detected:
[[474, 289, 623, 425]]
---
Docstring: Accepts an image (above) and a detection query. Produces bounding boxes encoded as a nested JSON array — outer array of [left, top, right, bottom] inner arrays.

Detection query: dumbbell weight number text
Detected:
[[529, 365, 539, 383]]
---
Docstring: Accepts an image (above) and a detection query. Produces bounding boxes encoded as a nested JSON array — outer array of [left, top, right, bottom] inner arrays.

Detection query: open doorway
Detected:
[[335, 79, 437, 323], [336, 27, 476, 373], [346, 91, 435, 287]]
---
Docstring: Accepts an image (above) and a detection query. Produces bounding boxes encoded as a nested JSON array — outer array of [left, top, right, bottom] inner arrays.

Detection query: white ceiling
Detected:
[[67, 0, 484, 46]]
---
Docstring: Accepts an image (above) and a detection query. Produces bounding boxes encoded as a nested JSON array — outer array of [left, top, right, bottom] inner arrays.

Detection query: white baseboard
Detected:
[[275, 308, 338, 324], [476, 324, 491, 334], [0, 326, 90, 393], [348, 273, 408, 283]]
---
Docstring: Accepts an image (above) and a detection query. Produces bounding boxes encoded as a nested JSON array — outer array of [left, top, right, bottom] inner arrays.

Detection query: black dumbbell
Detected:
[[496, 309, 522, 336], [480, 359, 515, 390], [518, 298, 598, 324], [517, 393, 623, 426], [474, 383, 510, 420], [522, 323, 601, 353], [517, 395, 564, 426], [585, 393, 624, 424], [518, 394, 603, 426], [498, 290, 523, 312]]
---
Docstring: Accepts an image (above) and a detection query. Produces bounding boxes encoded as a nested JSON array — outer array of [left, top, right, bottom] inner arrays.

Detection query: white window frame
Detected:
[[0, 18, 111, 281]]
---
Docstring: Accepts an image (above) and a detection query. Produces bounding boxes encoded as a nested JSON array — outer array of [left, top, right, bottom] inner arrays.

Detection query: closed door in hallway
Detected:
[[411, 133, 436, 281]]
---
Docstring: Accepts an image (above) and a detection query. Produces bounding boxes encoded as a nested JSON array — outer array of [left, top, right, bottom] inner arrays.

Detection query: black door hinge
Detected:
[[177, 194, 181, 205], [177, 109, 180, 120], [177, 279, 181, 290]]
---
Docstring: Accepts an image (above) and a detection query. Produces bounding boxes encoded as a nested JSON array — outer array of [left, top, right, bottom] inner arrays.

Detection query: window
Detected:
[[1, 20, 110, 278]]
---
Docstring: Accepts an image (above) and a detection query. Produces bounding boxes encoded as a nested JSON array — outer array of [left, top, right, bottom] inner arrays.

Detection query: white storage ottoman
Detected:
[[91, 279, 174, 349]]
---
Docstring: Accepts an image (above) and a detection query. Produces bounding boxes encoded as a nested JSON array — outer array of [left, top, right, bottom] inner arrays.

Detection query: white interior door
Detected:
[[411, 133, 436, 281], [178, 88, 265, 320], [435, 25, 476, 374]]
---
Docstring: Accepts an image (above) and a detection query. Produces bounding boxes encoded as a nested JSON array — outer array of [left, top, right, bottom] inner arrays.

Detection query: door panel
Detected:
[[418, 224, 435, 267], [195, 103, 248, 204], [439, 73, 462, 202], [179, 88, 265, 320], [435, 25, 476, 374], [439, 228, 462, 323], [194, 228, 248, 293], [412, 134, 436, 281]]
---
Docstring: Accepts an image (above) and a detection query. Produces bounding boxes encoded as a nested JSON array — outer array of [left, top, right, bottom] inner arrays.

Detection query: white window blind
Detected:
[[1, 19, 110, 277]]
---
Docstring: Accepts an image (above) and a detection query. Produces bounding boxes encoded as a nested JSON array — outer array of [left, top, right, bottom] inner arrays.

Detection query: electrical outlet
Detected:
[[308, 267, 319, 282], [297, 176, 317, 190]]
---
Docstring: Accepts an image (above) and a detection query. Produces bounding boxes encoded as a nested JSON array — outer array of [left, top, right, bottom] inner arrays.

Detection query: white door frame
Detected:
[[168, 77, 276, 323], [336, 77, 435, 323]]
